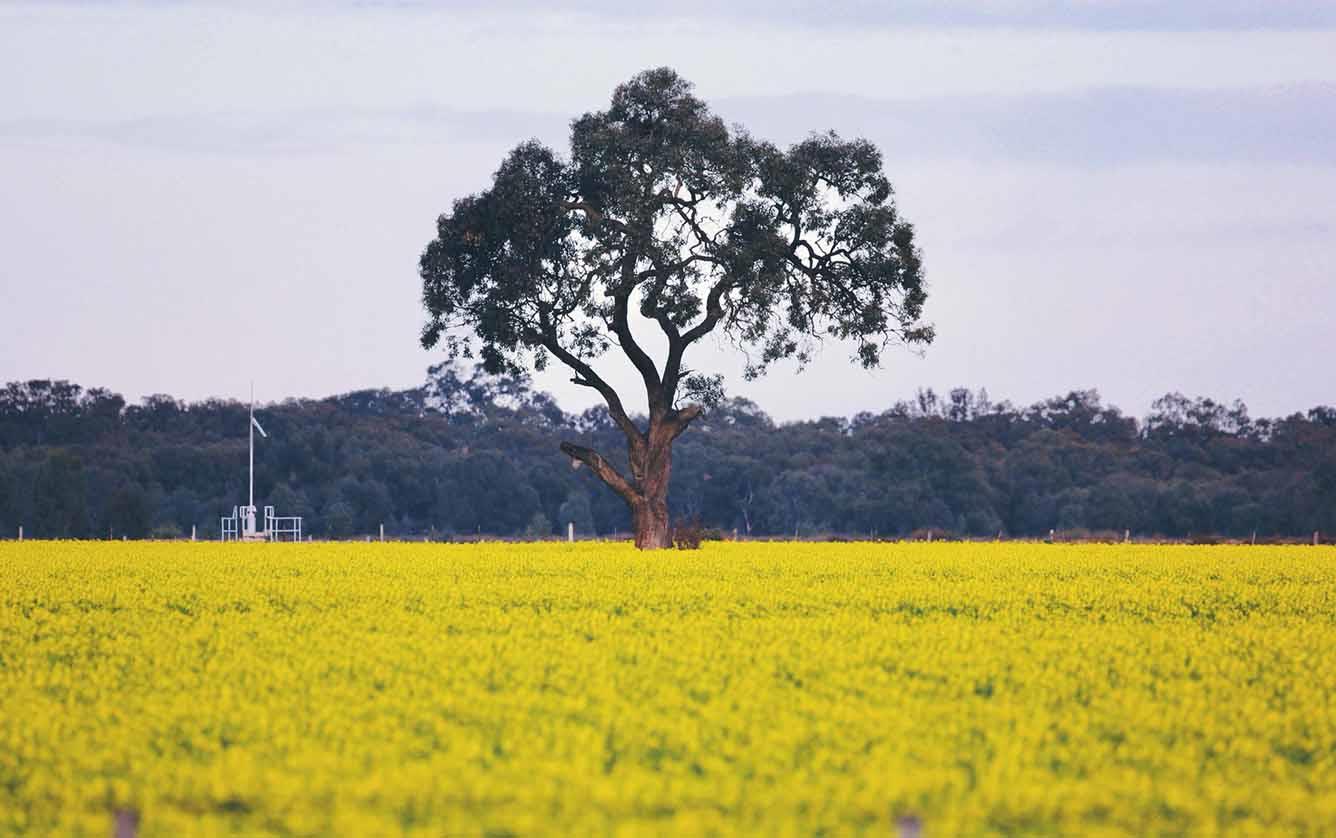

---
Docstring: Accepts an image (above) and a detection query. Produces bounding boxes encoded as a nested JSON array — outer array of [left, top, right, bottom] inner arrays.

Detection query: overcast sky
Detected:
[[2, 2, 1333, 421]]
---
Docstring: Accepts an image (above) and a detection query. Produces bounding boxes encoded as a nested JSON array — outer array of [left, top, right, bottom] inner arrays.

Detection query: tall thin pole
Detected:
[[248, 381, 254, 514]]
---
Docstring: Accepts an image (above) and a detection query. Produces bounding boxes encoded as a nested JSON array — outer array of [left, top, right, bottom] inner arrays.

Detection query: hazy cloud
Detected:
[[719, 84, 1336, 166], [97, 0, 1336, 31], [4, 85, 1331, 167], [0, 108, 569, 155]]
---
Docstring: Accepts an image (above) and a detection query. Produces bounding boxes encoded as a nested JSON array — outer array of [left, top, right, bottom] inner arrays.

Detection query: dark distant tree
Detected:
[[1310, 406, 1336, 427], [32, 450, 89, 537], [126, 394, 184, 434], [105, 483, 152, 539], [0, 455, 15, 533], [5, 373, 1336, 541], [917, 388, 944, 419], [323, 499, 356, 538], [418, 67, 932, 547], [82, 388, 126, 441], [945, 388, 970, 422]]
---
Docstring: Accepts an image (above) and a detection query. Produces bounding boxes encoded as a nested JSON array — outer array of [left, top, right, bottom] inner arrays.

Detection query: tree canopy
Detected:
[[419, 68, 932, 546]]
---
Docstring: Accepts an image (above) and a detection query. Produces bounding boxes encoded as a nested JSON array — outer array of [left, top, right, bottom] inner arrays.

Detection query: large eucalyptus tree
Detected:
[[419, 68, 932, 548]]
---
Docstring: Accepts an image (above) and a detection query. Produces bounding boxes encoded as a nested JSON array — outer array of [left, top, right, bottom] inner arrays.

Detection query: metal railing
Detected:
[[220, 507, 240, 542], [220, 505, 303, 542], [264, 506, 303, 542]]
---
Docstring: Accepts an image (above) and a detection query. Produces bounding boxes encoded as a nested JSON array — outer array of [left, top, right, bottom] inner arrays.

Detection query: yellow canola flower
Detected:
[[1, 541, 1334, 835]]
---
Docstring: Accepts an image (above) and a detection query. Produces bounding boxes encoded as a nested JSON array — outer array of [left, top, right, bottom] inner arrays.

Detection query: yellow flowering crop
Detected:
[[1, 542, 1334, 835]]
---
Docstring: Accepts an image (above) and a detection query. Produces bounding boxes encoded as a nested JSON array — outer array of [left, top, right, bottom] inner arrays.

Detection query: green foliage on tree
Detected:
[[419, 68, 931, 547]]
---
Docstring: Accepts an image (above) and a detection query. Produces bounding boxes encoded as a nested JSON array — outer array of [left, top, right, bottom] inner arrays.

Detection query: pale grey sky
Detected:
[[1, 2, 1333, 420]]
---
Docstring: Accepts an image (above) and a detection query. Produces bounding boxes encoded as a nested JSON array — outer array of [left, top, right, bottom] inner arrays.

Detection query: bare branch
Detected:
[[680, 276, 733, 346], [561, 201, 631, 235], [560, 442, 641, 504], [674, 404, 704, 430], [610, 260, 665, 408], [540, 331, 642, 442]]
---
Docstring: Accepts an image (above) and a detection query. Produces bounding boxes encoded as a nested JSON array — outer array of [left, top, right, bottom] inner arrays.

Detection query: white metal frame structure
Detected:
[[264, 506, 303, 542], [221, 508, 240, 541], [219, 384, 304, 542]]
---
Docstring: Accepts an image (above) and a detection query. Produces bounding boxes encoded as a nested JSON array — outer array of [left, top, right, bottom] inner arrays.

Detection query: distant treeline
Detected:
[[1, 367, 1334, 541]]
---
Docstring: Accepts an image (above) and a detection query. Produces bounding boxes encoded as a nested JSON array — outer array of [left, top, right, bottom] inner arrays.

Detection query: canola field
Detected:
[[2, 541, 1334, 836]]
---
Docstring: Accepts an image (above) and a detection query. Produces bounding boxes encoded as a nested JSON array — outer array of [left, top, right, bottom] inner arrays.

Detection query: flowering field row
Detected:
[[2, 542, 1334, 834]]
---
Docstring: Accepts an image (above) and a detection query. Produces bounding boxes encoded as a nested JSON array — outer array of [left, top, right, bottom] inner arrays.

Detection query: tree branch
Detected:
[[659, 273, 735, 400], [680, 275, 733, 346], [560, 442, 641, 504], [668, 199, 724, 258], [673, 404, 704, 433], [611, 259, 665, 409], [562, 201, 631, 235], [539, 331, 642, 442]]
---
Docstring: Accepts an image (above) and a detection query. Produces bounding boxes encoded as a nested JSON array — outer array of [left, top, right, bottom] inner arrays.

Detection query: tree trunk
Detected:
[[562, 410, 695, 550], [631, 495, 671, 549], [627, 418, 677, 549]]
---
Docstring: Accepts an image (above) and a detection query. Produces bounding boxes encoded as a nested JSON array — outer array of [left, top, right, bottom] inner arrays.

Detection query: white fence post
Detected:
[[568, 522, 574, 542], [191, 525, 196, 542], [379, 523, 385, 542], [17, 525, 22, 542]]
